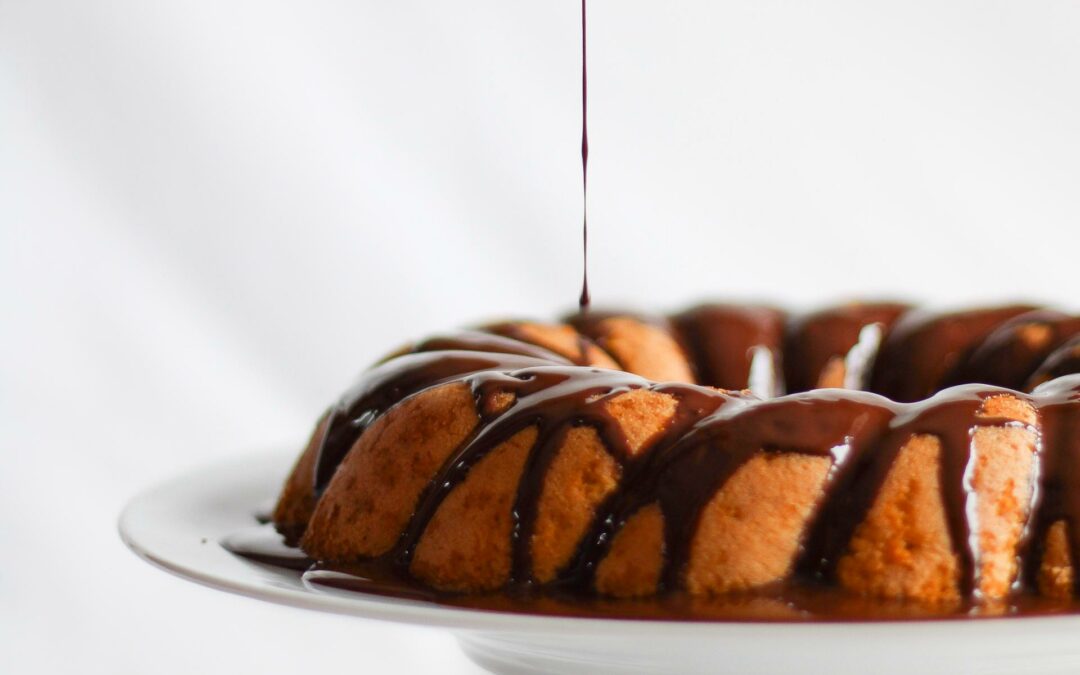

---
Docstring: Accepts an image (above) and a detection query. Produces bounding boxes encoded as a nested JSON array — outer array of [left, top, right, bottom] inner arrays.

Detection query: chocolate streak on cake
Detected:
[[311, 350, 559, 494], [481, 322, 603, 366], [943, 311, 1080, 391], [799, 386, 1037, 595], [868, 305, 1038, 402], [395, 366, 650, 579], [670, 304, 786, 391], [783, 303, 908, 393], [1021, 376, 1080, 592], [1027, 336, 1080, 391]]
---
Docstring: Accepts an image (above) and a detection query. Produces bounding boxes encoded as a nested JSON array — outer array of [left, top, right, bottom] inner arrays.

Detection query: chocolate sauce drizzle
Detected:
[[1021, 376, 1080, 588], [311, 350, 558, 493], [671, 304, 786, 390], [228, 304, 1080, 620], [578, 0, 590, 312]]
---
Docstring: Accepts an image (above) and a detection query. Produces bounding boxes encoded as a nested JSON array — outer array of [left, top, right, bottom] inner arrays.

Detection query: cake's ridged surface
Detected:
[[484, 321, 619, 369], [529, 426, 622, 584], [783, 302, 908, 393], [1039, 521, 1073, 599], [594, 503, 664, 598], [837, 433, 960, 602], [273, 303, 1080, 605], [685, 453, 831, 595], [944, 311, 1080, 390], [302, 382, 482, 560], [567, 313, 696, 382], [1027, 335, 1080, 390], [670, 304, 784, 391], [868, 305, 1037, 402], [410, 427, 537, 591]]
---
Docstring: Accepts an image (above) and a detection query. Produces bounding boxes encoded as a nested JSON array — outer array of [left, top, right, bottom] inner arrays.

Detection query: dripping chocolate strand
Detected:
[[578, 0, 590, 312]]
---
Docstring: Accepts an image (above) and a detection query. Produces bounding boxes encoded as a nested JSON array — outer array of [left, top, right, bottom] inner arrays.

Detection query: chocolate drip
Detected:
[[802, 386, 1035, 595], [481, 322, 603, 366], [312, 350, 557, 493], [396, 366, 651, 582], [643, 391, 895, 591], [563, 384, 741, 587], [670, 304, 786, 391], [1021, 376, 1080, 593], [868, 305, 1037, 402], [1027, 336, 1080, 390], [784, 303, 908, 393], [943, 311, 1080, 390], [578, 0, 590, 312], [412, 331, 573, 364], [221, 523, 313, 571]]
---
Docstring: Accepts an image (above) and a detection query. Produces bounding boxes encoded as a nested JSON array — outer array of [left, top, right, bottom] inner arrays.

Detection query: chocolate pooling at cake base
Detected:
[[225, 302, 1080, 621]]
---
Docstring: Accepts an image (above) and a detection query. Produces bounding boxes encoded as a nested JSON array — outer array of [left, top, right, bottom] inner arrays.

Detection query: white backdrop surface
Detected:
[[2, 1, 1078, 673]]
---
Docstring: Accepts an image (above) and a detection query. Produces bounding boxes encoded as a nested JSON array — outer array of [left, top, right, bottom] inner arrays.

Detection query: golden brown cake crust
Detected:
[[838, 434, 961, 602], [595, 504, 664, 598], [686, 453, 832, 595], [530, 426, 620, 584], [302, 382, 480, 560], [410, 427, 537, 591], [272, 412, 329, 541], [487, 321, 619, 369]]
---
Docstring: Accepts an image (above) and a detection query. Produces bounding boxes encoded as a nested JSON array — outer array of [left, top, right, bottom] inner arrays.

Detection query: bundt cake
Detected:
[[267, 302, 1080, 608]]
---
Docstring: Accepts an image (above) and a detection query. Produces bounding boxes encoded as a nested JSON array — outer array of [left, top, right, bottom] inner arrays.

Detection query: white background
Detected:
[[2, 1, 1078, 673]]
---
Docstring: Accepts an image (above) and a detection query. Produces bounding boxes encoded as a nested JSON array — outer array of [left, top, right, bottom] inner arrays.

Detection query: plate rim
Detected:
[[118, 450, 1080, 637]]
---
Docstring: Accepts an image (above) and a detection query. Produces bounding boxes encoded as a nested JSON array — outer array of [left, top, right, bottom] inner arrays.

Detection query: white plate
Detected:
[[120, 452, 1080, 675]]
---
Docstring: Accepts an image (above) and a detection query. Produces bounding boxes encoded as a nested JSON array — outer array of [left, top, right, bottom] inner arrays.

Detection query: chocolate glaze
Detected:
[[868, 305, 1037, 402], [395, 365, 653, 581], [1027, 336, 1080, 391], [411, 330, 573, 364], [802, 385, 1036, 595], [563, 309, 686, 374], [312, 350, 557, 493], [784, 303, 908, 393], [942, 311, 1080, 391], [226, 525, 1080, 621], [227, 303, 1080, 620], [481, 321, 603, 366], [222, 524, 312, 571], [1021, 375, 1080, 588], [670, 304, 785, 391]]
